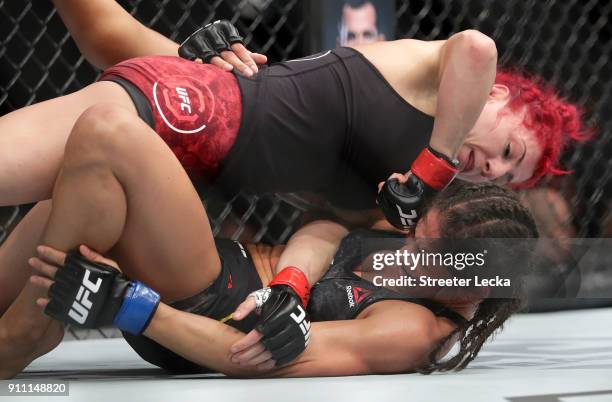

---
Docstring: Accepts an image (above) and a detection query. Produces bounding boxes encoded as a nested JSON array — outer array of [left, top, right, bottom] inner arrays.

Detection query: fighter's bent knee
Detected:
[[65, 103, 143, 158]]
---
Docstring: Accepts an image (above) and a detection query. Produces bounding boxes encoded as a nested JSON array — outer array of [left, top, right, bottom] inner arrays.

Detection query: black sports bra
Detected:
[[308, 230, 468, 326]]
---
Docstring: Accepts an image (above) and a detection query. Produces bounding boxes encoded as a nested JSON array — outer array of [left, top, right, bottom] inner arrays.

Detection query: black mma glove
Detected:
[[44, 251, 160, 335], [377, 146, 459, 230], [254, 267, 311, 366], [179, 20, 244, 62]]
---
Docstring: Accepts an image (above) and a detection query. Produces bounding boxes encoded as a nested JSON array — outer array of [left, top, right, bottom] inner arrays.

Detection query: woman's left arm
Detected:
[[143, 303, 272, 376], [428, 30, 498, 159], [30, 247, 441, 377]]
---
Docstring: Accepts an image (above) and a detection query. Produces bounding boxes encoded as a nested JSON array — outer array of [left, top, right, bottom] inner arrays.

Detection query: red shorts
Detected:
[[100, 56, 242, 180]]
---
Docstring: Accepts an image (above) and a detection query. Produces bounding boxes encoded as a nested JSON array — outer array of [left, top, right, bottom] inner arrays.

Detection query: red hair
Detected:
[[495, 69, 593, 188]]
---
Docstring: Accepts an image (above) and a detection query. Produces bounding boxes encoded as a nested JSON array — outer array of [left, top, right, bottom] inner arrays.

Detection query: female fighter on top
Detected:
[[0, 93, 538, 377], [0, 0, 591, 229]]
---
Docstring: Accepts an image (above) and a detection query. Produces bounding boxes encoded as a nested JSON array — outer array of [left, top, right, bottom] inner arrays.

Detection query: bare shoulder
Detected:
[[350, 39, 446, 115], [360, 298, 440, 331], [357, 300, 448, 372]]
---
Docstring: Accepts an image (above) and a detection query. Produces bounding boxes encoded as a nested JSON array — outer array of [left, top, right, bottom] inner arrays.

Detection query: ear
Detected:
[[488, 84, 510, 101], [379, 33, 386, 41]]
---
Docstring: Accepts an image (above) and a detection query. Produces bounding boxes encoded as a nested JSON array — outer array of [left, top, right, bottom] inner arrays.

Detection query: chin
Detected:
[[456, 173, 488, 183]]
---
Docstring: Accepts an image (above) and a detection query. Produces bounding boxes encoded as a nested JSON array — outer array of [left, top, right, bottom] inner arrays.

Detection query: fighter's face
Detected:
[[340, 3, 383, 46], [412, 208, 489, 305], [455, 85, 542, 186]]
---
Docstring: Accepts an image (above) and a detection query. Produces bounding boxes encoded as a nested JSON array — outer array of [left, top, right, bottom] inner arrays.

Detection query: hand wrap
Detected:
[[44, 251, 160, 335], [377, 147, 458, 230], [179, 20, 244, 63], [255, 267, 311, 366]]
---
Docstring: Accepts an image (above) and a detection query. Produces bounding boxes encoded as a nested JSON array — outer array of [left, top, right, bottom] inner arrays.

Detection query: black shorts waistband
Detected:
[[101, 75, 155, 130]]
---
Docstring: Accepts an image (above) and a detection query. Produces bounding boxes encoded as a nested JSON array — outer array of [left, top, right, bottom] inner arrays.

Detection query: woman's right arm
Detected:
[[273, 220, 349, 285], [144, 300, 441, 377], [52, 0, 179, 69]]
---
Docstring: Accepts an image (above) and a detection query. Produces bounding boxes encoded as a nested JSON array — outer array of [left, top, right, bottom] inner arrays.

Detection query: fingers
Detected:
[[36, 298, 50, 309], [36, 245, 66, 266], [30, 274, 54, 307], [249, 350, 274, 367], [230, 329, 263, 355], [256, 360, 275, 371], [250, 52, 268, 65], [231, 341, 274, 367], [378, 171, 411, 194], [231, 43, 259, 73], [378, 172, 408, 193], [30, 274, 54, 290], [232, 297, 257, 321], [28, 256, 59, 279], [79, 245, 119, 269], [220, 49, 254, 76], [209, 55, 234, 72], [387, 172, 409, 184]]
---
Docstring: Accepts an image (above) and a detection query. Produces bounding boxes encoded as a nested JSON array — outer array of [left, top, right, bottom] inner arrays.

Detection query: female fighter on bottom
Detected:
[[0, 102, 537, 378]]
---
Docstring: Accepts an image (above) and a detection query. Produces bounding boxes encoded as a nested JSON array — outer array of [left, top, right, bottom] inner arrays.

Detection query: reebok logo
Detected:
[[346, 285, 371, 308], [352, 286, 371, 304], [346, 285, 355, 307], [290, 305, 311, 346], [68, 271, 102, 324]]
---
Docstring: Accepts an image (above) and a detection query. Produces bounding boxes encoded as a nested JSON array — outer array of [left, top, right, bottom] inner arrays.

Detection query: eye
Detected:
[[503, 143, 511, 159], [363, 31, 376, 39], [347, 32, 356, 40]]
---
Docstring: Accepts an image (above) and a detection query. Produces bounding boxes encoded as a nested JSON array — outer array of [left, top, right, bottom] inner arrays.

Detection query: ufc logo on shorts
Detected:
[[68, 271, 102, 324], [176, 87, 192, 114], [395, 204, 418, 229], [290, 305, 312, 346]]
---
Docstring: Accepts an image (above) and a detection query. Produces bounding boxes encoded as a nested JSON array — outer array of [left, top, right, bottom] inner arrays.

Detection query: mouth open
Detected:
[[462, 149, 475, 173]]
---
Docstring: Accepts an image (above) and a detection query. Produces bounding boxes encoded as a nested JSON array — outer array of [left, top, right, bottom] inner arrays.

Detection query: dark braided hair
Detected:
[[418, 181, 538, 373]]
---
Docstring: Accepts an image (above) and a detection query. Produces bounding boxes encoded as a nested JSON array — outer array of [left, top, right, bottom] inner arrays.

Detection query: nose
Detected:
[[482, 158, 510, 180]]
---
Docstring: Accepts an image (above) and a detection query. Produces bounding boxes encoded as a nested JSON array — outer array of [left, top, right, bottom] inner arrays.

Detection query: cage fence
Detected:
[[0, 0, 610, 340]]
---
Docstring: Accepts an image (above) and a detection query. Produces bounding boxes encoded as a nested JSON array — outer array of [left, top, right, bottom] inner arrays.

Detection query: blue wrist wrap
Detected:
[[113, 281, 160, 335]]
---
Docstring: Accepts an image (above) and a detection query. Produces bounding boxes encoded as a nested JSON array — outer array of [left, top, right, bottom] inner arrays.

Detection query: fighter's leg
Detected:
[[41, 102, 221, 302], [0, 81, 136, 206], [0, 203, 63, 379], [0, 202, 51, 315], [0, 102, 221, 378]]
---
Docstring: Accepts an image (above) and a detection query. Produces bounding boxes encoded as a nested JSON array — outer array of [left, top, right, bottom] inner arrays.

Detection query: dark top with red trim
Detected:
[[217, 47, 434, 210], [308, 230, 468, 326]]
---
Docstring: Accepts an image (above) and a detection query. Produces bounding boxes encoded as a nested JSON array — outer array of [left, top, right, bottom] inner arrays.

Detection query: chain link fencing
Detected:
[[0, 0, 610, 339]]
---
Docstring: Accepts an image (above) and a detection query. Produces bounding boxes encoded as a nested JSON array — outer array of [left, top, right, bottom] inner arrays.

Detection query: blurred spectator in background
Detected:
[[338, 0, 386, 46], [520, 188, 576, 240], [602, 207, 612, 237]]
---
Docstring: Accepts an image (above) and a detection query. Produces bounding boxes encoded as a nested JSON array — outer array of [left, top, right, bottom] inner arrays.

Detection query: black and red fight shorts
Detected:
[[122, 239, 262, 373], [99, 56, 242, 180]]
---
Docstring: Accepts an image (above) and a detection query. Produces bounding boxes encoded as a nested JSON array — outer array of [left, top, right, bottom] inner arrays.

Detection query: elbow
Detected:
[[455, 30, 498, 69]]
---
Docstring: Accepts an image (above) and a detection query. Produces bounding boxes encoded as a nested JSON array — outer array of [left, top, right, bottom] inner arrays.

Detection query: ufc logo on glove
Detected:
[[291, 305, 312, 346], [68, 271, 102, 324]]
